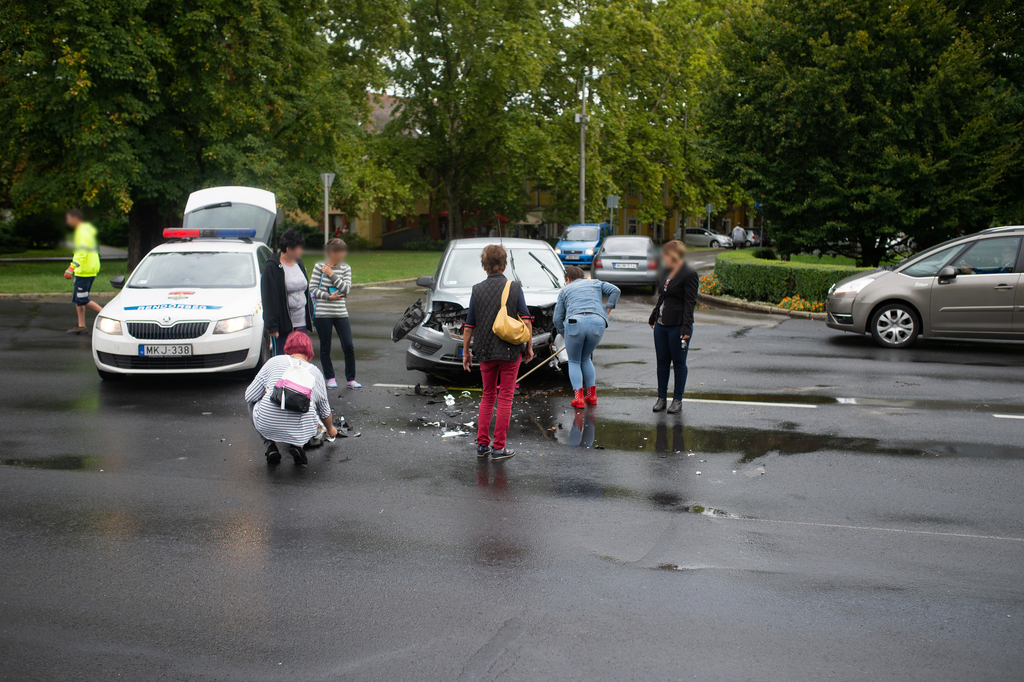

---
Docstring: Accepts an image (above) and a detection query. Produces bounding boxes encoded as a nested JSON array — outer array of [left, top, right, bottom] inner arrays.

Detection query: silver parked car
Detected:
[[684, 227, 733, 249], [395, 238, 569, 374], [826, 226, 1024, 348], [593, 236, 660, 286]]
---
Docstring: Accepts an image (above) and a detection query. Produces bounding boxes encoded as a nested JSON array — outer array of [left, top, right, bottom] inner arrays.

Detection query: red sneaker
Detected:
[[585, 386, 597, 405], [571, 388, 586, 408]]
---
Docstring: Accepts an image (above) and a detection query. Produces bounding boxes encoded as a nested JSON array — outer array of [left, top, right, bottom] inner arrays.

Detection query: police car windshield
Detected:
[[129, 252, 256, 288], [183, 203, 275, 243], [562, 227, 599, 241]]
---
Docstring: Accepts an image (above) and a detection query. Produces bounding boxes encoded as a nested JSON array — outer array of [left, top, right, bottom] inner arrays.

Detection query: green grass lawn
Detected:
[[0, 247, 77, 259], [309, 251, 440, 284], [0, 251, 441, 294]]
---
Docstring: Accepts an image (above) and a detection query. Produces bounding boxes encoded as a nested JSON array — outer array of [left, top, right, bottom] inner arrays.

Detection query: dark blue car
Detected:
[[555, 223, 612, 266]]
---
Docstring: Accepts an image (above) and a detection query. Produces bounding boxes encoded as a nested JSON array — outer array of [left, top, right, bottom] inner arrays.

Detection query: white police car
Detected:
[[92, 187, 280, 380]]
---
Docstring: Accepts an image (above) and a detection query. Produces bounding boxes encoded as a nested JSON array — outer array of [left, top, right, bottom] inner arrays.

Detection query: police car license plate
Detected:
[[612, 262, 638, 269], [139, 344, 192, 356], [566, 255, 580, 260]]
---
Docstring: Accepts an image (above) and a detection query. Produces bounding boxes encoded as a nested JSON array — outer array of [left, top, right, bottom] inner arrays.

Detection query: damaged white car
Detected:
[[394, 238, 569, 376]]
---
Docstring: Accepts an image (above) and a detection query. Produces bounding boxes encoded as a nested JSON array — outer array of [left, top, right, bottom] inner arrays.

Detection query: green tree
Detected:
[[0, 0, 372, 266], [528, 0, 730, 229], [384, 0, 556, 236], [707, 0, 1022, 266]]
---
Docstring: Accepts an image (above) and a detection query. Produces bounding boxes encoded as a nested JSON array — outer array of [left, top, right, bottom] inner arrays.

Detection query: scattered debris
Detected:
[[415, 383, 447, 397], [695, 471, 701, 475], [441, 430, 468, 438], [461, 390, 472, 397], [444, 394, 456, 407], [743, 466, 765, 478]]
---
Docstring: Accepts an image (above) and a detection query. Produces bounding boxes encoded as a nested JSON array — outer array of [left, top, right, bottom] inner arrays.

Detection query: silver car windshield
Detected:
[[440, 248, 563, 290], [603, 238, 649, 255], [128, 252, 256, 288]]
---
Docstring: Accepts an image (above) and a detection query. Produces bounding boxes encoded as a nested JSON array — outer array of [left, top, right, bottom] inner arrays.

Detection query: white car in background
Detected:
[[92, 187, 280, 379], [684, 227, 733, 249]]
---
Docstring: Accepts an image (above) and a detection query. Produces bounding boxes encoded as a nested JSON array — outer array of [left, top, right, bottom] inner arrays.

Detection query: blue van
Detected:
[[555, 223, 612, 266]]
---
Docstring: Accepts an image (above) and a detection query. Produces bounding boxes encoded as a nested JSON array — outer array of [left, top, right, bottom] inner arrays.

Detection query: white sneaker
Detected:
[[327, 378, 338, 389]]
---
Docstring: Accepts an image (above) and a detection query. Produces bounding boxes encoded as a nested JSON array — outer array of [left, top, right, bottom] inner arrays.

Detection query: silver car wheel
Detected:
[[875, 309, 914, 345]]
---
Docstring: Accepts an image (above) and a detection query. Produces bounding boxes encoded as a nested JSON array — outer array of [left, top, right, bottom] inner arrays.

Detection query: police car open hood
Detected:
[[106, 287, 259, 322]]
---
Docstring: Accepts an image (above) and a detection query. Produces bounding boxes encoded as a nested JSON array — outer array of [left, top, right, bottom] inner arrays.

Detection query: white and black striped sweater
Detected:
[[308, 262, 352, 317]]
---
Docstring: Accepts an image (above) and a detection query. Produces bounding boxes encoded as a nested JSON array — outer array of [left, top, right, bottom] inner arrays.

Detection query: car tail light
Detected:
[[647, 259, 657, 270], [594, 258, 603, 269]]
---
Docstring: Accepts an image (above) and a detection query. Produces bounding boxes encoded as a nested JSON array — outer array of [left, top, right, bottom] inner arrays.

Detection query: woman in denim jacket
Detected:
[[553, 265, 621, 408]]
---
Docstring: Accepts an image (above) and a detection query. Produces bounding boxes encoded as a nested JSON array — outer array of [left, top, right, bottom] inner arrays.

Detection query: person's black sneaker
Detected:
[[265, 442, 281, 465], [289, 446, 308, 465], [476, 443, 491, 459], [667, 399, 682, 414], [652, 398, 667, 412], [490, 447, 515, 462]]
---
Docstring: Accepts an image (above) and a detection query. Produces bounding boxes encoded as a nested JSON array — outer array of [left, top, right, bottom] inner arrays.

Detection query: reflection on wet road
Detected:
[[2, 297, 1024, 682]]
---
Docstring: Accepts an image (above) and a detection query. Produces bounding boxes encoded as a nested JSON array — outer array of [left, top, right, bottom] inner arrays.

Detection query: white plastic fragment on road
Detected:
[[444, 394, 456, 406], [442, 430, 468, 438]]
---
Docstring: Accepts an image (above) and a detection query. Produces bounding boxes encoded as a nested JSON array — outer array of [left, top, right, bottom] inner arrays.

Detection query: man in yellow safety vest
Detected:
[[64, 208, 103, 334]]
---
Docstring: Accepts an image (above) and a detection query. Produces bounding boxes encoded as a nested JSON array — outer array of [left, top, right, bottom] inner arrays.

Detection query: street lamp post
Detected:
[[320, 172, 336, 245], [578, 70, 616, 225]]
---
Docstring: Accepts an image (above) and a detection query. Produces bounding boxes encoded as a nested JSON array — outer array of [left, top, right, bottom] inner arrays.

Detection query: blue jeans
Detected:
[[271, 326, 307, 356], [563, 314, 606, 391], [314, 316, 356, 382], [653, 323, 690, 400]]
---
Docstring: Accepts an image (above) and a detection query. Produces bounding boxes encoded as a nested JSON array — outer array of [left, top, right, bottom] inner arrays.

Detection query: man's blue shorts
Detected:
[[72, 276, 95, 306]]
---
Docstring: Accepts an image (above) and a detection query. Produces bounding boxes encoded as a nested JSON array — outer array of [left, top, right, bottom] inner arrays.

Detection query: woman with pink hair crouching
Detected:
[[245, 331, 337, 465]]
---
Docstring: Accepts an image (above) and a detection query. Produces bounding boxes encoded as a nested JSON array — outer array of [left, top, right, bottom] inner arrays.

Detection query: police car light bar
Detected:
[[163, 228, 257, 239]]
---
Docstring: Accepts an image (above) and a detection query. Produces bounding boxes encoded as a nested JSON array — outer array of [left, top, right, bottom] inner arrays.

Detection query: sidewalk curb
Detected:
[[698, 292, 827, 321], [0, 277, 420, 299]]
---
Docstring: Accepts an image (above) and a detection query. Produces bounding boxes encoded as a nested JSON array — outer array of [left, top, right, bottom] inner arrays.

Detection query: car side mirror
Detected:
[[938, 266, 956, 282], [416, 275, 434, 289], [110, 275, 125, 290]]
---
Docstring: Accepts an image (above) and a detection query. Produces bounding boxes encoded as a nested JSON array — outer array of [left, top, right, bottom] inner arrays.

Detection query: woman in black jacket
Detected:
[[648, 240, 699, 413], [261, 229, 313, 356]]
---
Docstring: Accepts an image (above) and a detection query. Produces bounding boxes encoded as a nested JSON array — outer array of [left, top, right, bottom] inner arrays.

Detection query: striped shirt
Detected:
[[308, 262, 352, 318], [245, 355, 332, 447]]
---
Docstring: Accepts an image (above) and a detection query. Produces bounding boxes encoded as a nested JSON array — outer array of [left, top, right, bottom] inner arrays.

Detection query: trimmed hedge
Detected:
[[715, 251, 870, 303]]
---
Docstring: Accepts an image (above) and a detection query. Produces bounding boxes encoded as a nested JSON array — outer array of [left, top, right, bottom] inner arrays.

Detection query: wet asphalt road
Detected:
[[2, 289, 1023, 681]]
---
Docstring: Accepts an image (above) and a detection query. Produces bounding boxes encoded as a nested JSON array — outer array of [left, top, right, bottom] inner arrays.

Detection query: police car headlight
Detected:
[[96, 317, 122, 335], [213, 315, 253, 334], [585, 248, 594, 255]]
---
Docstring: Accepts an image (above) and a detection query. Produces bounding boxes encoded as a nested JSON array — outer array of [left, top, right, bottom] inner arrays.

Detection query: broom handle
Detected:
[[516, 346, 566, 382]]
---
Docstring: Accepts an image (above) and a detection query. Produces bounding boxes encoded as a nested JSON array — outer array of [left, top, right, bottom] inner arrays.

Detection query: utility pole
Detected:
[[321, 172, 335, 244], [578, 70, 616, 225]]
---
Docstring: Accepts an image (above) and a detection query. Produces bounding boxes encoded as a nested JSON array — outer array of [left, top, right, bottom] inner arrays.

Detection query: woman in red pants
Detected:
[[461, 245, 535, 461]]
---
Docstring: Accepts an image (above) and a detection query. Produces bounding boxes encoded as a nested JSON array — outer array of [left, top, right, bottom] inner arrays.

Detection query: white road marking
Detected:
[[730, 517, 1024, 543], [373, 383, 418, 388], [679, 398, 817, 409], [993, 414, 1024, 420]]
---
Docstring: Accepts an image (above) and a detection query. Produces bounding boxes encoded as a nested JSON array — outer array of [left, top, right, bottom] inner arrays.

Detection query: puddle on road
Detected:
[[1, 455, 101, 470], [542, 417, 1023, 461]]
